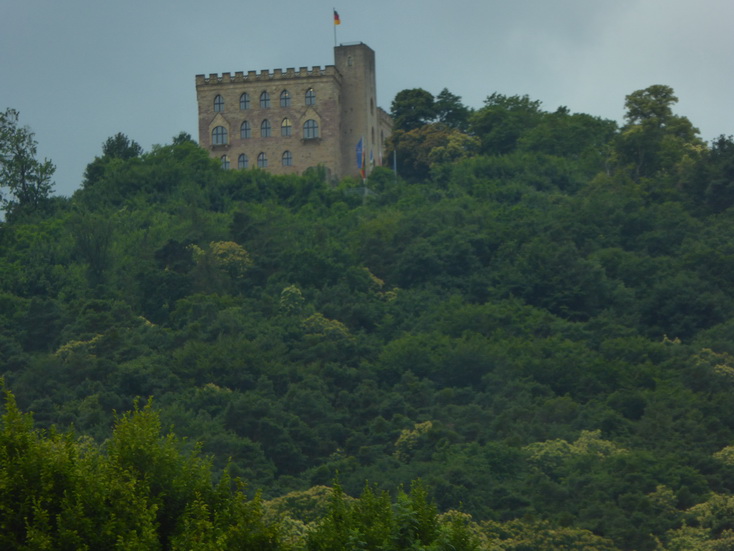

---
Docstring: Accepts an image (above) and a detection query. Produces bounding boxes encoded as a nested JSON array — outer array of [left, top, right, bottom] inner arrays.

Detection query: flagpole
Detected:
[[393, 149, 398, 184], [333, 8, 337, 47]]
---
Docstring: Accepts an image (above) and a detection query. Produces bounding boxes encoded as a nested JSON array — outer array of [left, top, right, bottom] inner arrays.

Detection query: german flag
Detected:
[[334, 10, 341, 25]]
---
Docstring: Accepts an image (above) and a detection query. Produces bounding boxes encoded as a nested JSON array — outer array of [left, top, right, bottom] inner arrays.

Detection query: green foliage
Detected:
[[3, 86, 734, 550], [483, 519, 619, 550], [615, 84, 702, 181], [684, 134, 734, 213], [0, 388, 279, 550], [102, 132, 144, 160], [83, 133, 143, 188], [391, 88, 437, 132], [434, 88, 473, 131], [304, 480, 470, 551], [389, 123, 479, 181], [470, 93, 544, 155], [0, 108, 55, 219]]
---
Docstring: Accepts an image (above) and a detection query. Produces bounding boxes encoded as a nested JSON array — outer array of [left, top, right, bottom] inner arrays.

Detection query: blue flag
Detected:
[[356, 137, 363, 170]]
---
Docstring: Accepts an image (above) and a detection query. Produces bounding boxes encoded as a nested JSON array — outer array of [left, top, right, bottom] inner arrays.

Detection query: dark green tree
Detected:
[[83, 132, 143, 188], [684, 135, 734, 212], [101, 132, 144, 159], [0, 108, 55, 218], [434, 88, 472, 131], [391, 88, 436, 132], [68, 210, 115, 287], [172, 131, 196, 146], [470, 93, 544, 154], [518, 108, 617, 175]]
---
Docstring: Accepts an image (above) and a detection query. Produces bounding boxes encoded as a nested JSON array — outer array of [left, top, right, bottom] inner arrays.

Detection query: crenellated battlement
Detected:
[[195, 65, 339, 86]]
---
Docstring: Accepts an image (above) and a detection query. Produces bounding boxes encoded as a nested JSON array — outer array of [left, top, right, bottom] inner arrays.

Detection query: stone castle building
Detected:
[[195, 43, 391, 179]]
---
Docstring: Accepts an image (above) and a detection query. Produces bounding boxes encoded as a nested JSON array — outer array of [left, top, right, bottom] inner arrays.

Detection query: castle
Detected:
[[195, 43, 392, 180]]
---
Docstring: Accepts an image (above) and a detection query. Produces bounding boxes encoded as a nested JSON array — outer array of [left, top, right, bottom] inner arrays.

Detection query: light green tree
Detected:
[[615, 84, 702, 180]]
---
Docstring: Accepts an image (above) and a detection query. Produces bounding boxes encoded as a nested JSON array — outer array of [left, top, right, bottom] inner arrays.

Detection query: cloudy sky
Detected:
[[3, 0, 733, 197]]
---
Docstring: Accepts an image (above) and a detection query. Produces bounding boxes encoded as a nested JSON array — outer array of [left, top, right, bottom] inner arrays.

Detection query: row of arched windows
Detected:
[[214, 88, 316, 112], [212, 119, 318, 145], [220, 151, 293, 169]]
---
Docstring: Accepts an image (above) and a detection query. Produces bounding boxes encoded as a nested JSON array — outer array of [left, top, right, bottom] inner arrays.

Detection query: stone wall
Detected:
[[195, 43, 390, 179]]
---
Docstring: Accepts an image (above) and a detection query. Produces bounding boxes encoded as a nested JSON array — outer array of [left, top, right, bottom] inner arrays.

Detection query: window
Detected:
[[240, 121, 251, 139], [280, 90, 291, 107], [212, 126, 228, 145], [240, 93, 250, 110], [282, 150, 293, 166], [305, 88, 316, 106], [214, 95, 224, 112], [220, 155, 230, 169], [238, 153, 248, 169], [260, 91, 270, 108], [260, 119, 271, 137], [281, 118, 292, 137], [257, 152, 267, 168], [303, 119, 319, 139]]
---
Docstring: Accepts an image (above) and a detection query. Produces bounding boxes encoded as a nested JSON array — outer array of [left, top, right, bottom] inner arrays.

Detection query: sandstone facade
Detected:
[[195, 43, 391, 180]]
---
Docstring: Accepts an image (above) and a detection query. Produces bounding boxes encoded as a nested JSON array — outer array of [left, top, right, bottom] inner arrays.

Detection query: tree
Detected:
[[518, 108, 617, 175], [615, 84, 701, 179], [434, 88, 472, 131], [684, 135, 734, 212], [0, 388, 280, 550], [470, 93, 544, 154], [172, 131, 196, 146], [0, 108, 55, 217], [701, 135, 734, 211], [391, 88, 436, 132], [102, 132, 143, 159], [387, 123, 478, 181], [68, 210, 115, 287], [482, 519, 619, 550], [190, 241, 253, 293], [83, 132, 143, 188]]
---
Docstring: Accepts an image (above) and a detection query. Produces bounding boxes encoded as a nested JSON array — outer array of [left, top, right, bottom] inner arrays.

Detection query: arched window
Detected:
[[238, 153, 248, 169], [280, 90, 291, 107], [240, 121, 251, 139], [212, 126, 228, 145], [240, 93, 250, 110], [281, 118, 292, 137], [257, 152, 267, 168], [260, 119, 271, 137], [305, 88, 316, 106], [303, 119, 319, 139], [282, 150, 293, 167], [214, 95, 224, 112], [260, 91, 270, 108], [220, 155, 230, 169]]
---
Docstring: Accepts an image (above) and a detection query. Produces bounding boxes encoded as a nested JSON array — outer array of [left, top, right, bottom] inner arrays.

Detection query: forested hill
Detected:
[[2, 85, 734, 549]]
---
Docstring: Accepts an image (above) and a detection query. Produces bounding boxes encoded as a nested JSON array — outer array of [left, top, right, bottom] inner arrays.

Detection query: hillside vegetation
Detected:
[[2, 85, 734, 549]]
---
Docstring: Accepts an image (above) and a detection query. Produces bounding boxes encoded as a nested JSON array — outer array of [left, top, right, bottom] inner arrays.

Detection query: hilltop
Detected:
[[2, 85, 734, 549]]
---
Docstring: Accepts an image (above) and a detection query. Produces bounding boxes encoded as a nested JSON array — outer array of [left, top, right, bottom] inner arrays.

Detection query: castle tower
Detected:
[[334, 43, 380, 178]]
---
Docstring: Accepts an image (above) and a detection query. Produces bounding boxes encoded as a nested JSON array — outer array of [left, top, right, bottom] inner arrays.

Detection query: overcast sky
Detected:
[[3, 0, 733, 197]]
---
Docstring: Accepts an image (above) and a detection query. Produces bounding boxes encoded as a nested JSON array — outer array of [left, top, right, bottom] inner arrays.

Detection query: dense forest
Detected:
[[2, 84, 734, 549]]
